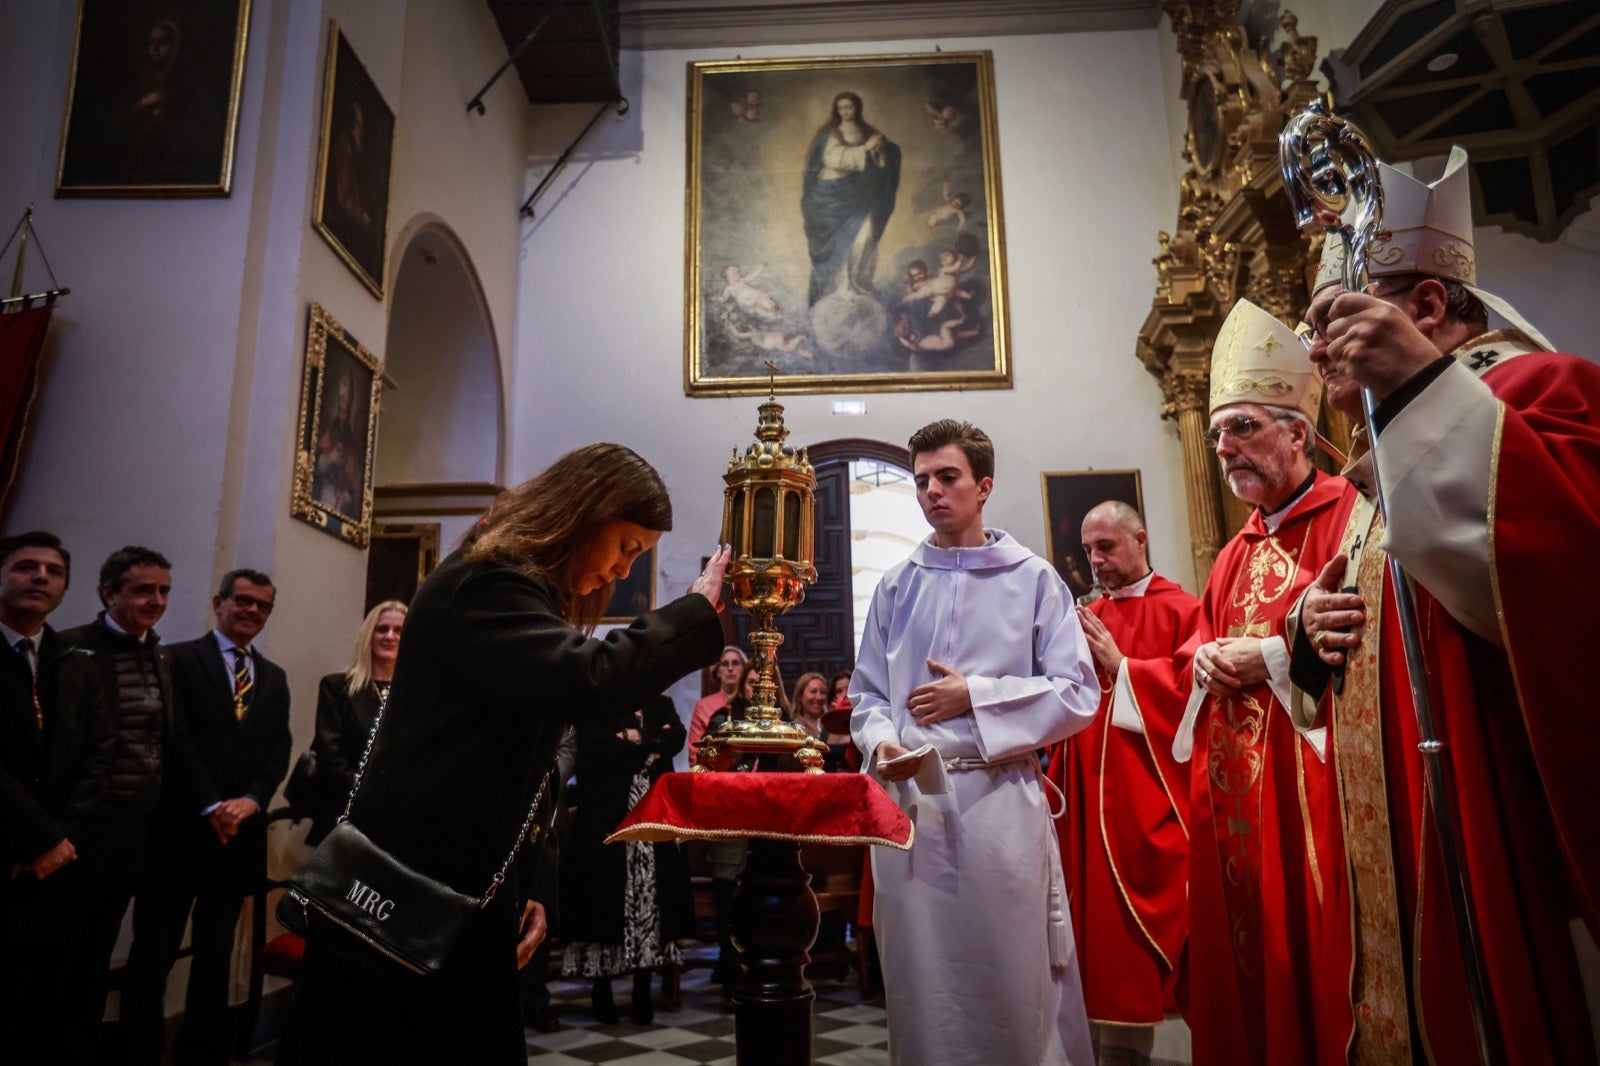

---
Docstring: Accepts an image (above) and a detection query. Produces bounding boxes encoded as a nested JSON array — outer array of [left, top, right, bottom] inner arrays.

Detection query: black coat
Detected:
[[301, 672, 381, 843], [149, 633, 291, 893], [280, 549, 722, 1066], [0, 625, 113, 870], [0, 626, 113, 946], [562, 694, 692, 948], [57, 615, 183, 813]]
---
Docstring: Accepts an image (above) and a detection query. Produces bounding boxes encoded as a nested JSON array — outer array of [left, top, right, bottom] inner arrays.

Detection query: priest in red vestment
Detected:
[[1156, 297, 1354, 1066], [1291, 146, 1600, 1064], [1048, 500, 1200, 1065]]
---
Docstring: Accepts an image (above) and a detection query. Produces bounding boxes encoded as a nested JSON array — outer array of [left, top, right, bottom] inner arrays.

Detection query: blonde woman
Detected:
[[790, 672, 830, 742], [304, 600, 406, 844]]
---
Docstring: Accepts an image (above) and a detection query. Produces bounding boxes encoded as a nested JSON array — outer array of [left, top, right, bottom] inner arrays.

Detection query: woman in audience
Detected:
[[791, 672, 830, 742], [828, 670, 852, 709], [279, 443, 729, 1065], [561, 694, 692, 1024], [303, 600, 407, 844]]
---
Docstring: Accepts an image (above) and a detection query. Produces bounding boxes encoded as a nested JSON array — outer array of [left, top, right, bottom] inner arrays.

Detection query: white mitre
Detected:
[[1311, 145, 1551, 348], [1209, 297, 1322, 422]]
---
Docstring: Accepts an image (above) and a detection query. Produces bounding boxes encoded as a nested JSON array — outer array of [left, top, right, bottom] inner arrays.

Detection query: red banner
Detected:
[[0, 304, 53, 510]]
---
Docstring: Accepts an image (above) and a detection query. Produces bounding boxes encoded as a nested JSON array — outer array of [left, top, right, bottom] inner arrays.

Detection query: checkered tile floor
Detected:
[[527, 946, 887, 1065]]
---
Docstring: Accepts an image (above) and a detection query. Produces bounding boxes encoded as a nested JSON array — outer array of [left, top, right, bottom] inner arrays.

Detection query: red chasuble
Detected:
[[1177, 471, 1354, 1066], [1314, 476, 1599, 1066], [1482, 353, 1600, 941], [1048, 574, 1200, 1024]]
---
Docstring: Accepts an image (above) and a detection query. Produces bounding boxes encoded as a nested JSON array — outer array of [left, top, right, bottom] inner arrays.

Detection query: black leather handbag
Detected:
[[277, 690, 550, 982]]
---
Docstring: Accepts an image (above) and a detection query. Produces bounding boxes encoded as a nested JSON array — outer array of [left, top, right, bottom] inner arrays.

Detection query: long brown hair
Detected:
[[462, 443, 672, 628]]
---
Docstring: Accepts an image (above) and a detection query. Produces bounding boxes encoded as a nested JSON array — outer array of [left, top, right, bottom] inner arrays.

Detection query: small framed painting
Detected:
[[1041, 469, 1145, 601], [292, 302, 383, 546], [312, 20, 395, 298]]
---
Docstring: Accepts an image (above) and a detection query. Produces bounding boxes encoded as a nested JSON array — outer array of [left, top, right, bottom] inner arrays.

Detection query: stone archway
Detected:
[[366, 221, 505, 605]]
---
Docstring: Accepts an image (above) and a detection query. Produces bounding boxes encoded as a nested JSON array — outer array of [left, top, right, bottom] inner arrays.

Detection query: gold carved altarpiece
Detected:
[[1139, 3, 1347, 585]]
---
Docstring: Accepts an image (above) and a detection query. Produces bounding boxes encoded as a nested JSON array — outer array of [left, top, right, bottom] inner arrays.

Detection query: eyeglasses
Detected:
[[1205, 415, 1280, 450], [228, 593, 275, 614]]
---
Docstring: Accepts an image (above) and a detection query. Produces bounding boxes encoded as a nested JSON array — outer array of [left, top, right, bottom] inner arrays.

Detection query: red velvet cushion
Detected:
[[258, 932, 306, 972], [607, 772, 912, 849]]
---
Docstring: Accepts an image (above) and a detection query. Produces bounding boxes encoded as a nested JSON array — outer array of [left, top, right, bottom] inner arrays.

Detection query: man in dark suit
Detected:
[[121, 568, 291, 1066], [56, 545, 183, 1064], [0, 531, 114, 1063]]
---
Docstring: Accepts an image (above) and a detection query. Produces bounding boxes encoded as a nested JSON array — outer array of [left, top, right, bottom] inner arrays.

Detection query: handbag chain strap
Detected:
[[339, 684, 555, 907]]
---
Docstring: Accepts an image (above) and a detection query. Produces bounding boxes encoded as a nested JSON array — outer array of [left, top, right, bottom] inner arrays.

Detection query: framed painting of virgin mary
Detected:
[[685, 52, 1011, 396]]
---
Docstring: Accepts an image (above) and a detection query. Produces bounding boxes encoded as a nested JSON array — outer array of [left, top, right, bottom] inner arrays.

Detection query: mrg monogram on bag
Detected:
[[346, 878, 395, 921]]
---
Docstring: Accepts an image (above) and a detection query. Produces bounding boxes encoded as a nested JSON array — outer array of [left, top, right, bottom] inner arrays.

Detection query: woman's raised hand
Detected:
[[690, 544, 733, 610]]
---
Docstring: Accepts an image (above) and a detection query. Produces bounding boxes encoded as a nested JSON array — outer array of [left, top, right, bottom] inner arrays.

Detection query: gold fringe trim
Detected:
[[605, 822, 915, 850], [1100, 703, 1174, 971], [1127, 675, 1189, 840], [1296, 738, 1324, 907]]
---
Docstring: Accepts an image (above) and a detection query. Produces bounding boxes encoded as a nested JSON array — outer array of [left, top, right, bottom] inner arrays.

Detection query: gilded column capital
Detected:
[[1160, 369, 1211, 419]]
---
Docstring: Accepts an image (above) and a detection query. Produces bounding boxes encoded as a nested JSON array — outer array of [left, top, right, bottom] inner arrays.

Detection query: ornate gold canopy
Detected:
[[1138, 3, 1345, 584]]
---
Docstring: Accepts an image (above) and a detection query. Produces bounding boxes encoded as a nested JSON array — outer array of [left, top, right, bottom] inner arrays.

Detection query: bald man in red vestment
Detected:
[[1048, 500, 1199, 1066]]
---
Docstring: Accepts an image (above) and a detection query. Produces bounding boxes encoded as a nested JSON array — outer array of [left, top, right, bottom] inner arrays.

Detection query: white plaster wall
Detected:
[[511, 30, 1189, 717], [0, 0, 278, 638], [253, 0, 527, 778], [0, 0, 530, 771], [376, 235, 501, 485]]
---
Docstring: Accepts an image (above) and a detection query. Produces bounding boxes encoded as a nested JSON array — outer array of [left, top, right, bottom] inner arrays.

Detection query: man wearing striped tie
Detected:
[[122, 568, 291, 1066], [0, 530, 113, 1064]]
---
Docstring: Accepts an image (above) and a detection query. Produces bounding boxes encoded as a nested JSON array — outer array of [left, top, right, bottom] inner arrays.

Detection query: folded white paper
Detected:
[[878, 743, 950, 794]]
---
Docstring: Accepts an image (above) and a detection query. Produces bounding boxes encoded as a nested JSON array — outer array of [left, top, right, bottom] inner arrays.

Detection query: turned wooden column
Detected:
[[730, 838, 819, 1066], [1163, 369, 1225, 585]]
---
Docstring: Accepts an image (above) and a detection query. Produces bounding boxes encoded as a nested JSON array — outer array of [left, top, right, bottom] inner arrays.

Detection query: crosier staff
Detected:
[[1279, 99, 1503, 1066]]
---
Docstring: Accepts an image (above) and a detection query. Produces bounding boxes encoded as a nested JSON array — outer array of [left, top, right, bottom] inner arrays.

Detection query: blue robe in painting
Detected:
[[801, 126, 902, 305]]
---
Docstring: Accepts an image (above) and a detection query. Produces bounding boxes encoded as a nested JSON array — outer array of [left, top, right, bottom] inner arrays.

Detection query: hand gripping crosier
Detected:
[[1280, 99, 1503, 1066]]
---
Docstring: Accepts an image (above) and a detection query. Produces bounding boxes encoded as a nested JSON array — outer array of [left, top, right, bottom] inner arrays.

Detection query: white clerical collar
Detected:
[[1261, 479, 1316, 534], [1105, 571, 1155, 600]]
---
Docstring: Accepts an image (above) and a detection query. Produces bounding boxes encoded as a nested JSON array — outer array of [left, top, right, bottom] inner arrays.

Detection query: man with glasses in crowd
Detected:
[[122, 569, 291, 1066], [1289, 147, 1600, 1061]]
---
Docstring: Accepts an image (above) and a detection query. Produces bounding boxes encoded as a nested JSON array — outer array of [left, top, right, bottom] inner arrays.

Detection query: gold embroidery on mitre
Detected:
[[1217, 375, 1295, 398], [1256, 335, 1283, 354], [1372, 243, 1405, 266], [1431, 243, 1473, 281]]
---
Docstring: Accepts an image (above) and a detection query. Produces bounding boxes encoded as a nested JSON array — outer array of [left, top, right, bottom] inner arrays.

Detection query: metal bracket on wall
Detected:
[[518, 97, 627, 219]]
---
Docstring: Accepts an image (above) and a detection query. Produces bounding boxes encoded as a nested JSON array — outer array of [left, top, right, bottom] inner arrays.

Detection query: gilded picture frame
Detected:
[[685, 52, 1011, 396], [1041, 469, 1145, 601], [365, 522, 440, 611], [292, 302, 383, 546], [54, 0, 252, 197], [311, 21, 395, 298], [602, 546, 656, 623]]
